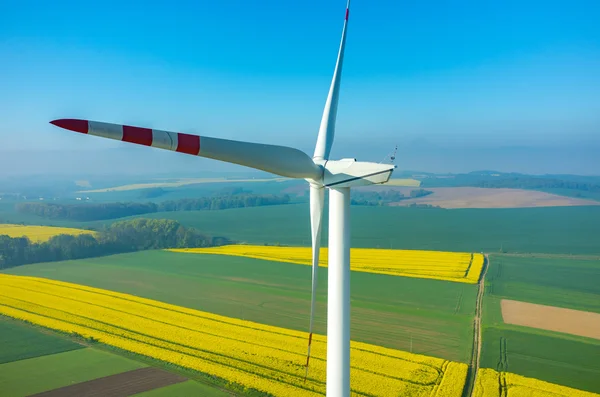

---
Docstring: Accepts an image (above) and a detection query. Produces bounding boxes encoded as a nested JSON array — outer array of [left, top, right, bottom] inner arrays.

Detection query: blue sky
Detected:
[[1, 0, 599, 166]]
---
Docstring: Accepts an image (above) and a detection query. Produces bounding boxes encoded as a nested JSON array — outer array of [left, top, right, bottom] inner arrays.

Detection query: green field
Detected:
[[0, 347, 146, 396], [4, 250, 477, 363], [98, 204, 600, 254], [0, 316, 83, 364], [485, 254, 600, 313], [480, 254, 600, 393], [134, 380, 231, 397], [4, 200, 600, 255]]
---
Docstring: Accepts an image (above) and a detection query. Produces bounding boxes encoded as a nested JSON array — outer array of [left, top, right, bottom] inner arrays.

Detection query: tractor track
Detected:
[[462, 254, 489, 397]]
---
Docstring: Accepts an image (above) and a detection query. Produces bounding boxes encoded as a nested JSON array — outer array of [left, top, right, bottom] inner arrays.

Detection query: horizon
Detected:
[[1, 1, 599, 176]]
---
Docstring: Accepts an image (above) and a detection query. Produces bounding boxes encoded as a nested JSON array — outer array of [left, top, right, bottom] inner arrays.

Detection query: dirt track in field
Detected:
[[29, 367, 187, 397], [358, 186, 600, 209], [463, 254, 489, 397], [501, 299, 600, 340]]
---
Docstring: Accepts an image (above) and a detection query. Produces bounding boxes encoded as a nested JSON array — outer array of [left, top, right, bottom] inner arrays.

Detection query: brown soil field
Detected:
[[30, 367, 187, 397], [501, 299, 600, 340], [357, 187, 600, 209]]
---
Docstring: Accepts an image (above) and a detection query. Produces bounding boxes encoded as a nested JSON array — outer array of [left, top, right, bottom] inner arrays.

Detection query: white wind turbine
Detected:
[[50, 1, 395, 395]]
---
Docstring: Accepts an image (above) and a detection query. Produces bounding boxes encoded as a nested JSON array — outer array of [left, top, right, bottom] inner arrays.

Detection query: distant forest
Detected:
[[0, 218, 231, 269], [421, 173, 600, 193], [351, 189, 433, 206], [15, 194, 291, 221]]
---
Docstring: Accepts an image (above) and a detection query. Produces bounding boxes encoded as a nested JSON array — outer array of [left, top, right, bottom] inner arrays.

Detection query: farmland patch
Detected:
[[29, 367, 187, 397], [134, 380, 232, 397], [0, 273, 468, 396], [5, 250, 477, 363], [170, 245, 485, 284], [0, 348, 146, 397], [376, 187, 600, 208], [105, 204, 600, 255], [474, 367, 599, 397], [501, 299, 600, 340], [480, 255, 600, 393], [0, 315, 83, 364], [0, 223, 95, 242]]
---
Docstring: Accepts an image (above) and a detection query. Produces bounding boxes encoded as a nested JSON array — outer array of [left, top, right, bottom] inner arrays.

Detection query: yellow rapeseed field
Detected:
[[169, 245, 485, 284], [474, 368, 599, 397], [0, 274, 467, 396], [0, 224, 95, 242]]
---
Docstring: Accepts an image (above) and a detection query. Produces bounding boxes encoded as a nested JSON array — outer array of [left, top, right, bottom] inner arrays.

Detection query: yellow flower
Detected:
[[0, 274, 467, 396], [169, 246, 485, 284]]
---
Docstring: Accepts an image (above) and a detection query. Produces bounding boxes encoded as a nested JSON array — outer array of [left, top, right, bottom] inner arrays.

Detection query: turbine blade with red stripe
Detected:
[[50, 119, 322, 180]]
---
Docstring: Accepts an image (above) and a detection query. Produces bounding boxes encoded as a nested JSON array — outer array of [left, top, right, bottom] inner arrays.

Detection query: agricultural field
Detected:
[[500, 299, 600, 340], [170, 245, 485, 284], [0, 347, 147, 396], [134, 380, 232, 397], [485, 254, 600, 313], [0, 316, 232, 397], [474, 368, 599, 397], [382, 187, 600, 208], [0, 273, 468, 396], [0, 316, 83, 364], [76, 177, 289, 193], [3, 202, 600, 255], [0, 223, 95, 242], [5, 250, 477, 363], [106, 204, 600, 255], [480, 254, 600, 394]]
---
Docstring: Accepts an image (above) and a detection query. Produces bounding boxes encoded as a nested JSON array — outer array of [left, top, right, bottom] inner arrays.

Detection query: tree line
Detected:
[[0, 218, 231, 269], [350, 189, 433, 206], [15, 194, 291, 221], [468, 177, 600, 192]]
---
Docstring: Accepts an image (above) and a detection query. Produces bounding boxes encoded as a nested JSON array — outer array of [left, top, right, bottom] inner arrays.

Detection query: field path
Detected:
[[463, 254, 489, 397], [29, 367, 187, 397]]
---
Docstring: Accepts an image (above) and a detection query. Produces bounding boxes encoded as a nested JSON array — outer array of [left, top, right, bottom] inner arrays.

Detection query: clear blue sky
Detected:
[[1, 0, 599, 156]]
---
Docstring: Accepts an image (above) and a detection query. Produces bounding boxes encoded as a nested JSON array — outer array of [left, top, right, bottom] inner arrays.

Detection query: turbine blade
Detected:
[[50, 119, 321, 180], [304, 183, 325, 381], [313, 0, 351, 161]]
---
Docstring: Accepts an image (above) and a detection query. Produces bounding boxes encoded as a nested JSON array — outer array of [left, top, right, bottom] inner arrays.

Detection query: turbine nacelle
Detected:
[[323, 159, 396, 188]]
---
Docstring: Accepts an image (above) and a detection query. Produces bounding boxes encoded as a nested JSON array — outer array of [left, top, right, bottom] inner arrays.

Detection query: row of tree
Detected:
[[468, 177, 600, 192], [0, 218, 231, 269], [350, 189, 433, 206], [15, 194, 291, 221]]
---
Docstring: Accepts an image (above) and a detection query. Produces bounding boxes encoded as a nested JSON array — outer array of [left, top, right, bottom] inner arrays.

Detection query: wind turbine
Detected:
[[49, 1, 396, 395]]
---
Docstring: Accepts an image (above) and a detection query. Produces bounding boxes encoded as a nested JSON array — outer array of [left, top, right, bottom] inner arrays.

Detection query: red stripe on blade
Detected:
[[122, 125, 153, 146], [50, 119, 89, 134], [176, 133, 200, 155], [345, 9, 349, 20]]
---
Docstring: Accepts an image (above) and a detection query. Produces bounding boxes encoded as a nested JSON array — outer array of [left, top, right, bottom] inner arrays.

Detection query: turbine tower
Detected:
[[49, 1, 396, 395]]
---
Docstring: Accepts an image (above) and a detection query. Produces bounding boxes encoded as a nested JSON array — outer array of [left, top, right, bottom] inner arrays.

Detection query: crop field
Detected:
[[135, 380, 232, 397], [170, 245, 484, 284], [77, 177, 289, 193], [0, 316, 83, 364], [0, 223, 95, 242], [0, 347, 147, 396], [485, 254, 600, 313], [3, 203, 600, 254], [0, 273, 468, 396], [480, 254, 600, 393], [500, 299, 600, 340], [109, 204, 600, 254], [382, 178, 421, 187], [474, 368, 599, 397], [5, 250, 477, 363]]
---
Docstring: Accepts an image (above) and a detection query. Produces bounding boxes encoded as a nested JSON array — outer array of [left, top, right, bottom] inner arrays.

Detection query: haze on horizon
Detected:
[[1, 1, 599, 176]]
